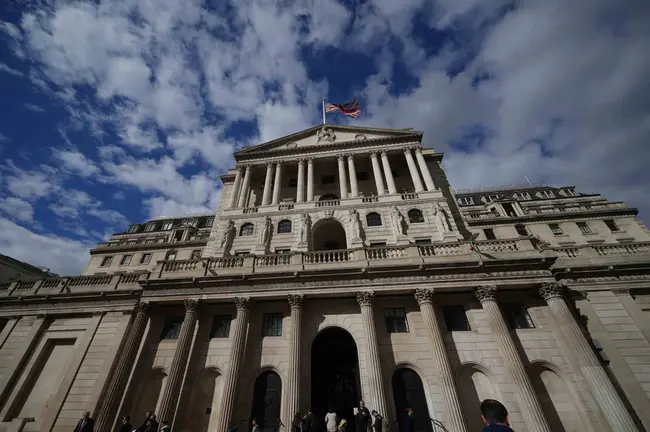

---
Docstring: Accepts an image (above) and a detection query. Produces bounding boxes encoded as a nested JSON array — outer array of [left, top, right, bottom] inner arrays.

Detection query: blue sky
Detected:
[[1, 0, 649, 275]]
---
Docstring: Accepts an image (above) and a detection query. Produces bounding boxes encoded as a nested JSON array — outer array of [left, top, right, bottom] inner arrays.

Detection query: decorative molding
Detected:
[[539, 282, 565, 300], [356, 291, 374, 307], [611, 288, 630, 295], [288, 293, 304, 308], [136, 301, 150, 314], [414, 288, 434, 305], [234, 296, 251, 311], [184, 299, 200, 313], [474, 285, 497, 302]]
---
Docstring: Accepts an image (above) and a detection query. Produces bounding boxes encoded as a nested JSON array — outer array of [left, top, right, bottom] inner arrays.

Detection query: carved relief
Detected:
[[235, 296, 251, 311], [184, 299, 200, 313], [299, 213, 311, 245], [432, 202, 451, 233], [220, 220, 236, 255], [317, 127, 336, 144], [136, 301, 150, 314], [389, 206, 406, 237], [356, 291, 375, 307], [474, 285, 497, 302], [539, 282, 565, 300], [414, 288, 434, 305], [288, 293, 304, 308]]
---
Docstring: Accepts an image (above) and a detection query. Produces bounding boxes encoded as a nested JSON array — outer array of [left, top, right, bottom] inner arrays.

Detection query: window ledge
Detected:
[[582, 231, 599, 236], [553, 234, 569, 238], [586, 238, 606, 244]]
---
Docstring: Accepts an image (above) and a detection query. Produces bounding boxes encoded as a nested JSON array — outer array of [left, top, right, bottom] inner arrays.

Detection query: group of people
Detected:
[[72, 411, 171, 432]]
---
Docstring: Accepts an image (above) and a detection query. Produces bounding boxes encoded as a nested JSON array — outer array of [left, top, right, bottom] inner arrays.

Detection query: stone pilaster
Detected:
[[414, 289, 468, 432], [272, 162, 282, 205], [380, 151, 397, 194], [216, 297, 251, 432], [95, 302, 150, 432], [338, 154, 348, 198], [404, 148, 424, 192], [285, 294, 304, 425], [356, 291, 389, 421], [370, 152, 385, 196], [540, 283, 640, 431], [474, 286, 551, 432], [157, 300, 200, 427], [237, 165, 252, 208], [228, 167, 243, 208], [414, 148, 436, 191]]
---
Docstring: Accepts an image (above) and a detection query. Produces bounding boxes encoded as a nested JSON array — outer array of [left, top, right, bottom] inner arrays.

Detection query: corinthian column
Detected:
[[380, 151, 397, 194], [347, 154, 359, 197], [540, 283, 640, 431], [338, 155, 348, 198], [306, 158, 314, 202], [272, 162, 283, 205], [237, 165, 252, 208], [228, 167, 243, 208], [157, 300, 200, 427], [262, 163, 274, 206], [474, 286, 551, 432], [297, 159, 305, 203], [414, 148, 436, 191], [95, 302, 150, 432], [404, 148, 424, 192], [285, 294, 304, 426], [370, 152, 385, 196], [216, 297, 251, 432], [414, 289, 468, 432], [356, 292, 389, 422]]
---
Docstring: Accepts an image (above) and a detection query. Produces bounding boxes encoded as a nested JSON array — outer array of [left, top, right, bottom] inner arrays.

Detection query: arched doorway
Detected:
[[251, 371, 282, 432], [312, 219, 347, 251], [319, 194, 339, 201], [392, 368, 432, 432], [311, 328, 361, 431]]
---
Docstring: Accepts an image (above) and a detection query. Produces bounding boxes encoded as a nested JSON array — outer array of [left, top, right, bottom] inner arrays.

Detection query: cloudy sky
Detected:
[[1, 0, 649, 275]]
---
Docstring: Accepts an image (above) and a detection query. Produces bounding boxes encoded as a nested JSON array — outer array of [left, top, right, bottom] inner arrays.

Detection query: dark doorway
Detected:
[[311, 328, 361, 432], [312, 219, 347, 251], [251, 371, 282, 432], [392, 368, 433, 432]]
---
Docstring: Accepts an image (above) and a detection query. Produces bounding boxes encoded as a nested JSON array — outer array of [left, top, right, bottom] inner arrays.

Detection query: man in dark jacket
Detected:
[[303, 409, 314, 432], [356, 401, 371, 432], [480, 399, 514, 432], [135, 412, 152, 432], [401, 408, 414, 432], [119, 416, 132, 432], [73, 411, 94, 432]]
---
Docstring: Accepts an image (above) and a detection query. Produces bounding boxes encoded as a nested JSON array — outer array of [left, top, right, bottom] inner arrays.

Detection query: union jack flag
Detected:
[[325, 100, 360, 118]]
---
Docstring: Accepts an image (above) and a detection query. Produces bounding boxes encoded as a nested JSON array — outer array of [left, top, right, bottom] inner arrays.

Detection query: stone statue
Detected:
[[317, 126, 336, 144], [349, 209, 362, 240], [220, 220, 236, 254], [390, 206, 406, 236], [258, 217, 272, 247], [432, 202, 451, 232], [299, 213, 311, 244]]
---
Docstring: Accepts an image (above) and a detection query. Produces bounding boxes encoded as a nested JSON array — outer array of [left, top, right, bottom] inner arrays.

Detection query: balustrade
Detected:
[[68, 275, 113, 287], [207, 257, 245, 269], [243, 207, 259, 214], [594, 243, 650, 256], [367, 246, 408, 260], [315, 199, 340, 207], [401, 192, 419, 200], [362, 196, 379, 203], [418, 244, 464, 256], [163, 259, 201, 272], [255, 254, 292, 266], [474, 240, 519, 253], [15, 281, 36, 291], [0, 282, 12, 291], [556, 248, 581, 258], [304, 249, 352, 263]]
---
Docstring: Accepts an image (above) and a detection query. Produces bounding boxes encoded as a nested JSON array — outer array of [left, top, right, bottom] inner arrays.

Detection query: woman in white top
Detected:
[[325, 408, 338, 432]]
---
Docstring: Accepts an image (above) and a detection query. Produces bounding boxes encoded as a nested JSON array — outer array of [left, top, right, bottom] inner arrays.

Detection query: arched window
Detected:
[[277, 219, 292, 234], [408, 209, 424, 223], [239, 222, 254, 236], [366, 212, 382, 227], [319, 194, 339, 201]]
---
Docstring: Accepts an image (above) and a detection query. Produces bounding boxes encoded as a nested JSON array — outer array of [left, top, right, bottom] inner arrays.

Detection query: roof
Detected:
[[0, 253, 58, 277]]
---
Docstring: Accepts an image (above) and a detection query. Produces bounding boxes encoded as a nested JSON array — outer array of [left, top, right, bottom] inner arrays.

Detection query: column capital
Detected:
[[337, 154, 346, 161], [184, 299, 200, 313], [403, 147, 415, 154], [539, 282, 565, 300], [275, 160, 283, 166], [346, 153, 355, 160], [266, 161, 274, 167], [235, 296, 251, 311], [240, 163, 252, 168], [370, 150, 379, 157], [135, 301, 150, 315], [474, 285, 497, 303], [414, 146, 424, 154], [356, 291, 375, 307], [380, 150, 388, 156], [306, 157, 314, 163], [288, 293, 304, 309], [414, 288, 434, 305]]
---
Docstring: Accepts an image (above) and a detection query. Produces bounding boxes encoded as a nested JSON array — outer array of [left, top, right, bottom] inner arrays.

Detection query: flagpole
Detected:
[[322, 98, 326, 125]]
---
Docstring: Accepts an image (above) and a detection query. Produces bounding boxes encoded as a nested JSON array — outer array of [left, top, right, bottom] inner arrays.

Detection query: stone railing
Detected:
[[401, 192, 419, 200], [255, 254, 292, 267], [366, 246, 409, 260], [0, 272, 149, 297], [362, 196, 379, 203], [206, 257, 245, 270], [316, 199, 340, 207], [594, 243, 650, 256], [418, 243, 467, 257], [278, 204, 294, 211], [243, 207, 259, 214], [304, 249, 353, 263], [162, 259, 202, 273], [552, 241, 650, 262], [474, 239, 519, 253]]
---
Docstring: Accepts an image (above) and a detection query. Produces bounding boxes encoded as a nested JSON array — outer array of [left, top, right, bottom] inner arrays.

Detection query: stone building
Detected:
[[0, 254, 57, 283], [0, 125, 650, 432]]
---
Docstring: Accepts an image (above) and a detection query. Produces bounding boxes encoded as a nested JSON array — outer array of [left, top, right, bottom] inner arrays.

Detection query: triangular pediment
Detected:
[[236, 125, 422, 156]]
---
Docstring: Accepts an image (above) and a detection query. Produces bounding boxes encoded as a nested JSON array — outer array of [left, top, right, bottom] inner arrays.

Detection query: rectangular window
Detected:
[[162, 222, 173, 230], [321, 175, 335, 185], [502, 304, 535, 329], [288, 178, 297, 187], [549, 223, 563, 235], [173, 230, 184, 242], [539, 190, 555, 199], [166, 251, 177, 261], [415, 239, 432, 245], [458, 197, 474, 205], [119, 255, 132, 266], [100, 256, 113, 267], [210, 314, 232, 338], [485, 194, 500, 202], [577, 221, 592, 234], [370, 241, 387, 247], [604, 219, 620, 232], [502, 203, 516, 217], [128, 225, 139, 233], [140, 253, 152, 265], [205, 217, 214, 227], [275, 248, 291, 254], [515, 191, 532, 200], [483, 228, 496, 240], [384, 308, 409, 333], [145, 223, 156, 232], [234, 251, 250, 257], [562, 188, 579, 196], [357, 171, 368, 181], [160, 317, 184, 340], [442, 306, 470, 331], [515, 224, 528, 236], [191, 249, 202, 259], [262, 313, 283, 336]]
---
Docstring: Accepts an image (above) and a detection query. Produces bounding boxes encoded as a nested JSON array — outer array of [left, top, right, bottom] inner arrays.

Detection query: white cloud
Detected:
[[53, 149, 100, 177], [0, 133, 10, 142], [4, 164, 56, 200], [0, 62, 23, 77], [24, 103, 45, 112], [0, 197, 34, 223]]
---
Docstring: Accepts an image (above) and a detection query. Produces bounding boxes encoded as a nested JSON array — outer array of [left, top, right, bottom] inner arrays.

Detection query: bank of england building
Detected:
[[1, 125, 650, 432]]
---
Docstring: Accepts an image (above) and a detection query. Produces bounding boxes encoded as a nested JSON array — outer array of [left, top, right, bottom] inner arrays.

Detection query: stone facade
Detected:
[[1, 125, 650, 432]]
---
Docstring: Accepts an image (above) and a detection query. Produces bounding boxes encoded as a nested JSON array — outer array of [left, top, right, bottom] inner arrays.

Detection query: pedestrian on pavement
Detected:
[[479, 399, 514, 432]]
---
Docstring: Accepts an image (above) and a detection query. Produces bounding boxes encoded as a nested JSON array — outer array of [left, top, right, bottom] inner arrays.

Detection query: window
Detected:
[[562, 188, 579, 196], [483, 228, 496, 240], [277, 219, 292, 234], [458, 197, 474, 205], [262, 313, 283, 336], [539, 190, 555, 199], [240, 222, 254, 236], [549, 223, 563, 235], [205, 217, 214, 227], [407, 209, 424, 223], [515, 191, 532, 200], [162, 221, 173, 230], [502, 203, 516, 217], [172, 230, 184, 242], [145, 239, 155, 244], [442, 306, 470, 331], [321, 175, 335, 185], [384, 308, 409, 333], [604, 219, 620, 232], [275, 248, 291, 254], [234, 251, 250, 257], [357, 171, 368, 181], [370, 242, 387, 247], [366, 212, 382, 227], [515, 224, 528, 236], [160, 317, 184, 340], [140, 254, 152, 265], [145, 223, 156, 232], [288, 178, 297, 187], [485, 194, 500, 202], [210, 314, 232, 338], [577, 221, 593, 234], [119, 255, 132, 266], [502, 304, 535, 329], [415, 239, 432, 245], [191, 249, 202, 259], [166, 250, 177, 261], [100, 256, 113, 267], [127, 225, 139, 233]]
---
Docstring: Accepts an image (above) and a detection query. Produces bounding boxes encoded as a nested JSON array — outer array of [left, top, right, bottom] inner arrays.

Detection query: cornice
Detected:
[[90, 239, 208, 255], [463, 207, 638, 226]]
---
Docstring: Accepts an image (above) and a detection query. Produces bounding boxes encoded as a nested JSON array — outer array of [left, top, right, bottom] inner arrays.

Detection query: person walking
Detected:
[[252, 418, 261, 432], [401, 409, 414, 432], [135, 412, 152, 432], [355, 401, 370, 432], [73, 411, 94, 432], [159, 420, 171, 432], [479, 399, 514, 432], [143, 414, 158, 432], [302, 409, 314, 432], [119, 416, 132, 432], [325, 408, 338, 432], [292, 413, 302, 432], [371, 411, 383, 432]]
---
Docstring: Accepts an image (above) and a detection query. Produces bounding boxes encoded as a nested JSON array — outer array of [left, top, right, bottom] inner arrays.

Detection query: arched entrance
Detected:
[[312, 219, 347, 251], [311, 328, 361, 431], [392, 368, 432, 432], [251, 371, 282, 432]]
